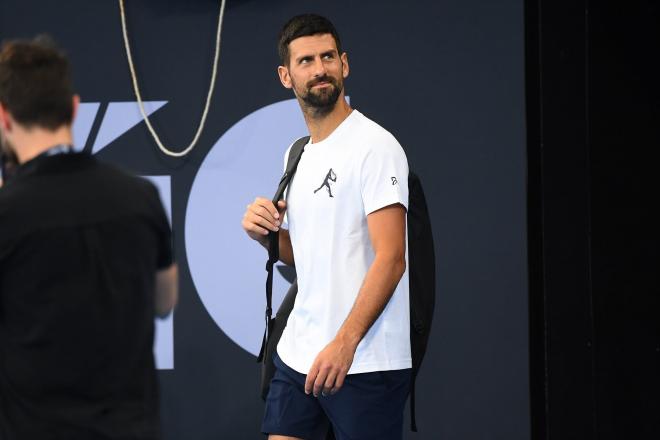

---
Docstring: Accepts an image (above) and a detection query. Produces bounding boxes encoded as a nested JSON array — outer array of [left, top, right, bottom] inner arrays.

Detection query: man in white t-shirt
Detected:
[[242, 14, 411, 440]]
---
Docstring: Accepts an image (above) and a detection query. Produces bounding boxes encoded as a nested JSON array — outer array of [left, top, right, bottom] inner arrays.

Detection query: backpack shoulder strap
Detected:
[[257, 136, 309, 364], [268, 136, 309, 261], [272, 136, 310, 203]]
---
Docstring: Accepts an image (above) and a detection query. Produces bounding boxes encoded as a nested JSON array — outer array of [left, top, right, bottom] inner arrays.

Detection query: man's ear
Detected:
[[71, 94, 80, 124], [341, 52, 350, 79], [278, 65, 293, 89]]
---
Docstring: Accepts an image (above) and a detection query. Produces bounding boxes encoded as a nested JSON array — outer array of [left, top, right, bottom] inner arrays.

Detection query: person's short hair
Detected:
[[277, 14, 343, 66], [0, 35, 74, 130]]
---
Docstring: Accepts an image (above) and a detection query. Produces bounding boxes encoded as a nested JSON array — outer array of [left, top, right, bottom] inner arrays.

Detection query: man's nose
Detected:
[[311, 57, 327, 77]]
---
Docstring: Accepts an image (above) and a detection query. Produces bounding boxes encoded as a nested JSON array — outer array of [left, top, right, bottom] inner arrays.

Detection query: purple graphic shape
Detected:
[[72, 102, 100, 151], [92, 101, 168, 154]]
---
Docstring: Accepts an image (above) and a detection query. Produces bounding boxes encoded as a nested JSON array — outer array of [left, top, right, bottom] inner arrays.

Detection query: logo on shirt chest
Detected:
[[313, 168, 337, 198]]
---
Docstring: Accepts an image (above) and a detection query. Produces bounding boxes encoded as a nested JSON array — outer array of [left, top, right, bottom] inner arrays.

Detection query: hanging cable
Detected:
[[119, 0, 226, 157]]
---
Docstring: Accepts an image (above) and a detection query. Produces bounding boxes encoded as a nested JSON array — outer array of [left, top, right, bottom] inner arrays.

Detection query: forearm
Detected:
[[278, 228, 295, 266], [335, 253, 406, 348], [155, 264, 179, 318]]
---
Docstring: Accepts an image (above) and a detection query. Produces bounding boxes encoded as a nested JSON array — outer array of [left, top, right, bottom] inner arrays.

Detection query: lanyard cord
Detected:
[[118, 0, 227, 158], [41, 144, 74, 157], [1, 145, 73, 185]]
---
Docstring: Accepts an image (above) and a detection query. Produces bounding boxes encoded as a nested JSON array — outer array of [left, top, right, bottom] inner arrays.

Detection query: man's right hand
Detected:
[[242, 197, 287, 247]]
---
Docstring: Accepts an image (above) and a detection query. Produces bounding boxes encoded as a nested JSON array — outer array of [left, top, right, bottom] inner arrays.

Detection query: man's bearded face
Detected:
[[293, 72, 343, 115]]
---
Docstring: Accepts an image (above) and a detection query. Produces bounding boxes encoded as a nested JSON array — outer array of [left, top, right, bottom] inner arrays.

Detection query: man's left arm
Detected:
[[304, 202, 407, 397]]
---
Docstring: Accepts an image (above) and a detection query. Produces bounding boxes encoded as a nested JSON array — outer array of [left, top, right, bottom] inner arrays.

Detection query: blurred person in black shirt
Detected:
[[0, 36, 178, 439]]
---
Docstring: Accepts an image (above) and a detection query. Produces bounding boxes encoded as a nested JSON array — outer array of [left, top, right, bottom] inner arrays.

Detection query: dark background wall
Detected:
[[0, 1, 529, 438], [526, 1, 659, 439], [588, 3, 660, 438]]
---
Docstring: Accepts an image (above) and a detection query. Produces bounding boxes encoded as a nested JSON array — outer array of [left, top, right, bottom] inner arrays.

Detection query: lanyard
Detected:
[[39, 144, 75, 159], [1, 145, 75, 186]]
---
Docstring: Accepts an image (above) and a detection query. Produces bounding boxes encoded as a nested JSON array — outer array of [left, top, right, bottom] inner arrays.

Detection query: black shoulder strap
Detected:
[[257, 136, 309, 363], [272, 136, 309, 204]]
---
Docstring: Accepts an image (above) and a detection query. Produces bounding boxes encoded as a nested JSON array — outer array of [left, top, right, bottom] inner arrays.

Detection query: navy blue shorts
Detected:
[[262, 352, 411, 440]]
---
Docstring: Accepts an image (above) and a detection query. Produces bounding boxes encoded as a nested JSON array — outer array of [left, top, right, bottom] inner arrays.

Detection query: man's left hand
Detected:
[[305, 338, 357, 397]]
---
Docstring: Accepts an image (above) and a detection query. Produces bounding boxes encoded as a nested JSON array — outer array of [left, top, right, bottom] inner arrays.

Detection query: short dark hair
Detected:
[[0, 35, 74, 130], [278, 14, 343, 65]]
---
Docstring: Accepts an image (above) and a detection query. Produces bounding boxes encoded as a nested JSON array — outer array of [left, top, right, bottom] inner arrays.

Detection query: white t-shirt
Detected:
[[277, 110, 412, 375]]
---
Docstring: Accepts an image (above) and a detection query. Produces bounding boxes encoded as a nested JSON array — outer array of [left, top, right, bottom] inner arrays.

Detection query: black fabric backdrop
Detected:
[[0, 1, 529, 438]]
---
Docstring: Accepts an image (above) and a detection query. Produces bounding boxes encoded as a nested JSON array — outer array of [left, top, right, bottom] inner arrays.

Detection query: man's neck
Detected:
[[301, 97, 353, 144], [13, 126, 74, 164]]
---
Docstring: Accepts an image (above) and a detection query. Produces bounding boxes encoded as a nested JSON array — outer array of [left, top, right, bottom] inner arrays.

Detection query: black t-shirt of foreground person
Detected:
[[0, 37, 177, 439]]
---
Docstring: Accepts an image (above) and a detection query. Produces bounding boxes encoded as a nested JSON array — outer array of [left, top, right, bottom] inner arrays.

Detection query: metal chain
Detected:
[[118, 0, 226, 157]]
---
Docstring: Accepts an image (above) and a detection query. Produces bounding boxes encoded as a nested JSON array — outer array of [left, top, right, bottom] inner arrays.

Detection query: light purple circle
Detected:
[[185, 99, 307, 356]]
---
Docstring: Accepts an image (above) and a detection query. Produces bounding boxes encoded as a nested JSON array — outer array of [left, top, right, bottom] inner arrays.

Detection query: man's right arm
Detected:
[[155, 263, 178, 318], [242, 197, 294, 266]]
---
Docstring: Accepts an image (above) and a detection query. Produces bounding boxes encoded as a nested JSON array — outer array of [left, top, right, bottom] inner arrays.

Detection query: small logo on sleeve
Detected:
[[391, 177, 398, 185], [314, 168, 337, 197]]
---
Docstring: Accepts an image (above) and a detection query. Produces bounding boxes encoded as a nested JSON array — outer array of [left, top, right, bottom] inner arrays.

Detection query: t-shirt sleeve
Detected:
[[148, 183, 174, 269], [360, 136, 409, 215]]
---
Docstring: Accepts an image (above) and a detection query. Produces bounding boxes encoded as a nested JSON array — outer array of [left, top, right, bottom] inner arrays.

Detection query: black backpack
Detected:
[[257, 136, 436, 433]]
